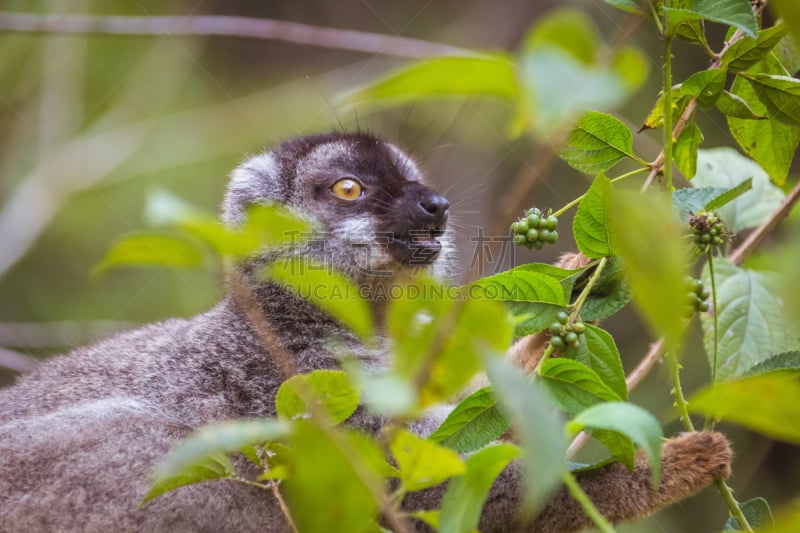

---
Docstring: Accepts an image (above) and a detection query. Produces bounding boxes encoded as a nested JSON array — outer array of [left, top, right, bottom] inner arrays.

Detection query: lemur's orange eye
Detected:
[[331, 177, 363, 200]]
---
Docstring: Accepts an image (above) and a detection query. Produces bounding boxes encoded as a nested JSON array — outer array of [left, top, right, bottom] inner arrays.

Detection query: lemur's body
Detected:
[[0, 132, 731, 532]]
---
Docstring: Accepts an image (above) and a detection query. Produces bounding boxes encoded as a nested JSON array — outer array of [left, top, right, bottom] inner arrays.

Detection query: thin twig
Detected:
[[0, 12, 473, 59]]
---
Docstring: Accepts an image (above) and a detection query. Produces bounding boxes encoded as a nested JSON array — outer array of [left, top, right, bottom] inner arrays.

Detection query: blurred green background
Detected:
[[0, 1, 797, 531]]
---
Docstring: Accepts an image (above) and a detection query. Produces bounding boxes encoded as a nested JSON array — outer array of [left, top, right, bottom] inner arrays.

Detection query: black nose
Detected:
[[418, 193, 449, 223]]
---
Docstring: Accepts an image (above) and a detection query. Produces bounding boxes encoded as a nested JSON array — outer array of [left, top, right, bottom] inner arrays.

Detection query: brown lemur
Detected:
[[0, 132, 731, 532]]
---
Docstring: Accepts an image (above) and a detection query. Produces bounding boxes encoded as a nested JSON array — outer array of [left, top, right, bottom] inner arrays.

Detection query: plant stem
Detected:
[[535, 343, 555, 375], [571, 257, 608, 316], [561, 469, 616, 533], [666, 348, 695, 432], [553, 167, 648, 218], [662, 15, 674, 191], [707, 249, 719, 385], [715, 479, 754, 532]]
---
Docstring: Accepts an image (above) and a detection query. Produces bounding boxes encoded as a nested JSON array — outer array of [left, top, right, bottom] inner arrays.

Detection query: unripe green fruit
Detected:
[[551, 336, 564, 348], [519, 219, 530, 232], [698, 301, 710, 312], [572, 322, 585, 334], [549, 323, 563, 335], [544, 230, 558, 244], [513, 234, 527, 246], [556, 311, 569, 325], [533, 240, 544, 250], [565, 332, 578, 345], [527, 229, 539, 242], [546, 216, 558, 230], [701, 234, 711, 244]]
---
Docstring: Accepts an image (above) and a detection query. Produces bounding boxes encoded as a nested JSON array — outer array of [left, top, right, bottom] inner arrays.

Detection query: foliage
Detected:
[[17, 1, 800, 532]]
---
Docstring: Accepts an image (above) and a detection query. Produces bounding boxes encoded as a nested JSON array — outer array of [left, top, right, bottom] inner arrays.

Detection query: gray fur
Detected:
[[0, 132, 730, 532]]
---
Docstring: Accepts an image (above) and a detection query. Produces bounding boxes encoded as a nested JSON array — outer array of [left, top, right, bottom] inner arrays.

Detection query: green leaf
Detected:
[[341, 55, 518, 105], [267, 258, 374, 341], [602, 0, 643, 14], [142, 452, 235, 505], [471, 269, 566, 305], [672, 179, 754, 224], [689, 373, 800, 443], [589, 429, 636, 471], [539, 358, 622, 416], [741, 72, 800, 127], [701, 260, 800, 381], [389, 279, 514, 407], [680, 68, 726, 107], [723, 24, 789, 72], [692, 148, 784, 231], [391, 429, 466, 492], [520, 8, 599, 64], [715, 90, 766, 119], [674, 120, 704, 178], [704, 177, 753, 211], [275, 370, 360, 425], [774, 0, 800, 46], [728, 55, 800, 186], [578, 257, 632, 322], [573, 174, 614, 259], [428, 387, 509, 454], [567, 402, 663, 485], [560, 111, 640, 174], [743, 351, 800, 376], [439, 443, 522, 533], [284, 421, 384, 533], [94, 233, 204, 274], [640, 91, 692, 131], [665, 0, 758, 38], [723, 497, 774, 530], [608, 190, 688, 349], [571, 325, 627, 400], [484, 356, 565, 516]]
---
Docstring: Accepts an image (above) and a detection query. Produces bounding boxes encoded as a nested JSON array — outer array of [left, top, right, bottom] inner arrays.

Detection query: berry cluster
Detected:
[[511, 208, 559, 250], [548, 310, 585, 350], [689, 212, 726, 250], [685, 276, 710, 318]]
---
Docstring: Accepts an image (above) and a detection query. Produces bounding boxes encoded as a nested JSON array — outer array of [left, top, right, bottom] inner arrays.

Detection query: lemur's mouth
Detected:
[[391, 226, 446, 266]]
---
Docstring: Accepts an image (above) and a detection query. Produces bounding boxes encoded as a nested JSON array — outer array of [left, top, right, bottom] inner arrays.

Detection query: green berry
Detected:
[[551, 336, 565, 349], [700, 288, 710, 301], [527, 229, 539, 242], [698, 301, 710, 312], [513, 234, 526, 245], [549, 323, 563, 335], [701, 234, 711, 244], [532, 240, 544, 250], [545, 215, 558, 230], [565, 331, 578, 345], [518, 218, 530, 233], [544, 230, 558, 244], [572, 322, 585, 334], [556, 311, 569, 325]]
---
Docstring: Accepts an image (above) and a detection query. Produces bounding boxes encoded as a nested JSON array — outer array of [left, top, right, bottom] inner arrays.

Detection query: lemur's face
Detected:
[[223, 133, 452, 278]]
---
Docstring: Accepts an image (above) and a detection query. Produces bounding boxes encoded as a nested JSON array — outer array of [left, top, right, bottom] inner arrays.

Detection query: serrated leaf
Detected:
[[681, 68, 726, 107], [484, 356, 565, 515], [675, 120, 704, 178], [267, 258, 374, 341], [723, 24, 789, 71], [571, 325, 627, 400], [723, 497, 774, 530], [275, 370, 360, 425], [428, 387, 509, 453], [142, 452, 235, 505], [94, 233, 204, 274], [573, 174, 614, 259], [539, 358, 622, 416], [341, 55, 518, 105], [284, 421, 384, 533], [578, 259, 632, 322], [567, 402, 663, 485], [716, 90, 766, 119], [701, 260, 800, 381], [560, 111, 640, 174], [439, 443, 522, 533], [608, 190, 688, 349], [689, 372, 800, 443], [391, 429, 466, 492], [471, 269, 566, 305], [742, 72, 800, 127], [743, 351, 800, 376], [692, 148, 785, 231], [670, 179, 752, 225], [665, 0, 757, 38], [728, 55, 800, 186]]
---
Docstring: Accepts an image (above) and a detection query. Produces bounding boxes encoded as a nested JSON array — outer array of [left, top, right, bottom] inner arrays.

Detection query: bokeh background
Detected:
[[0, 1, 797, 531]]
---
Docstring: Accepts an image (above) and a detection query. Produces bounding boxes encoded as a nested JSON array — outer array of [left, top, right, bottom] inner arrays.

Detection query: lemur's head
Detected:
[[222, 132, 453, 282]]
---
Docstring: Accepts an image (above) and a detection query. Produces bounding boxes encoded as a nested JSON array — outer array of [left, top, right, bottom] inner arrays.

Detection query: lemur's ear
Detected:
[[222, 152, 284, 225]]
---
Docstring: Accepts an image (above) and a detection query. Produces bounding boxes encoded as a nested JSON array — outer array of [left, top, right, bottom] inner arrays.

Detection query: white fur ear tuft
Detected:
[[221, 152, 282, 225]]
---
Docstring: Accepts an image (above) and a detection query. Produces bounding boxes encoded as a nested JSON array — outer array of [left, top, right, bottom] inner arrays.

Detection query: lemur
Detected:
[[0, 132, 732, 532]]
